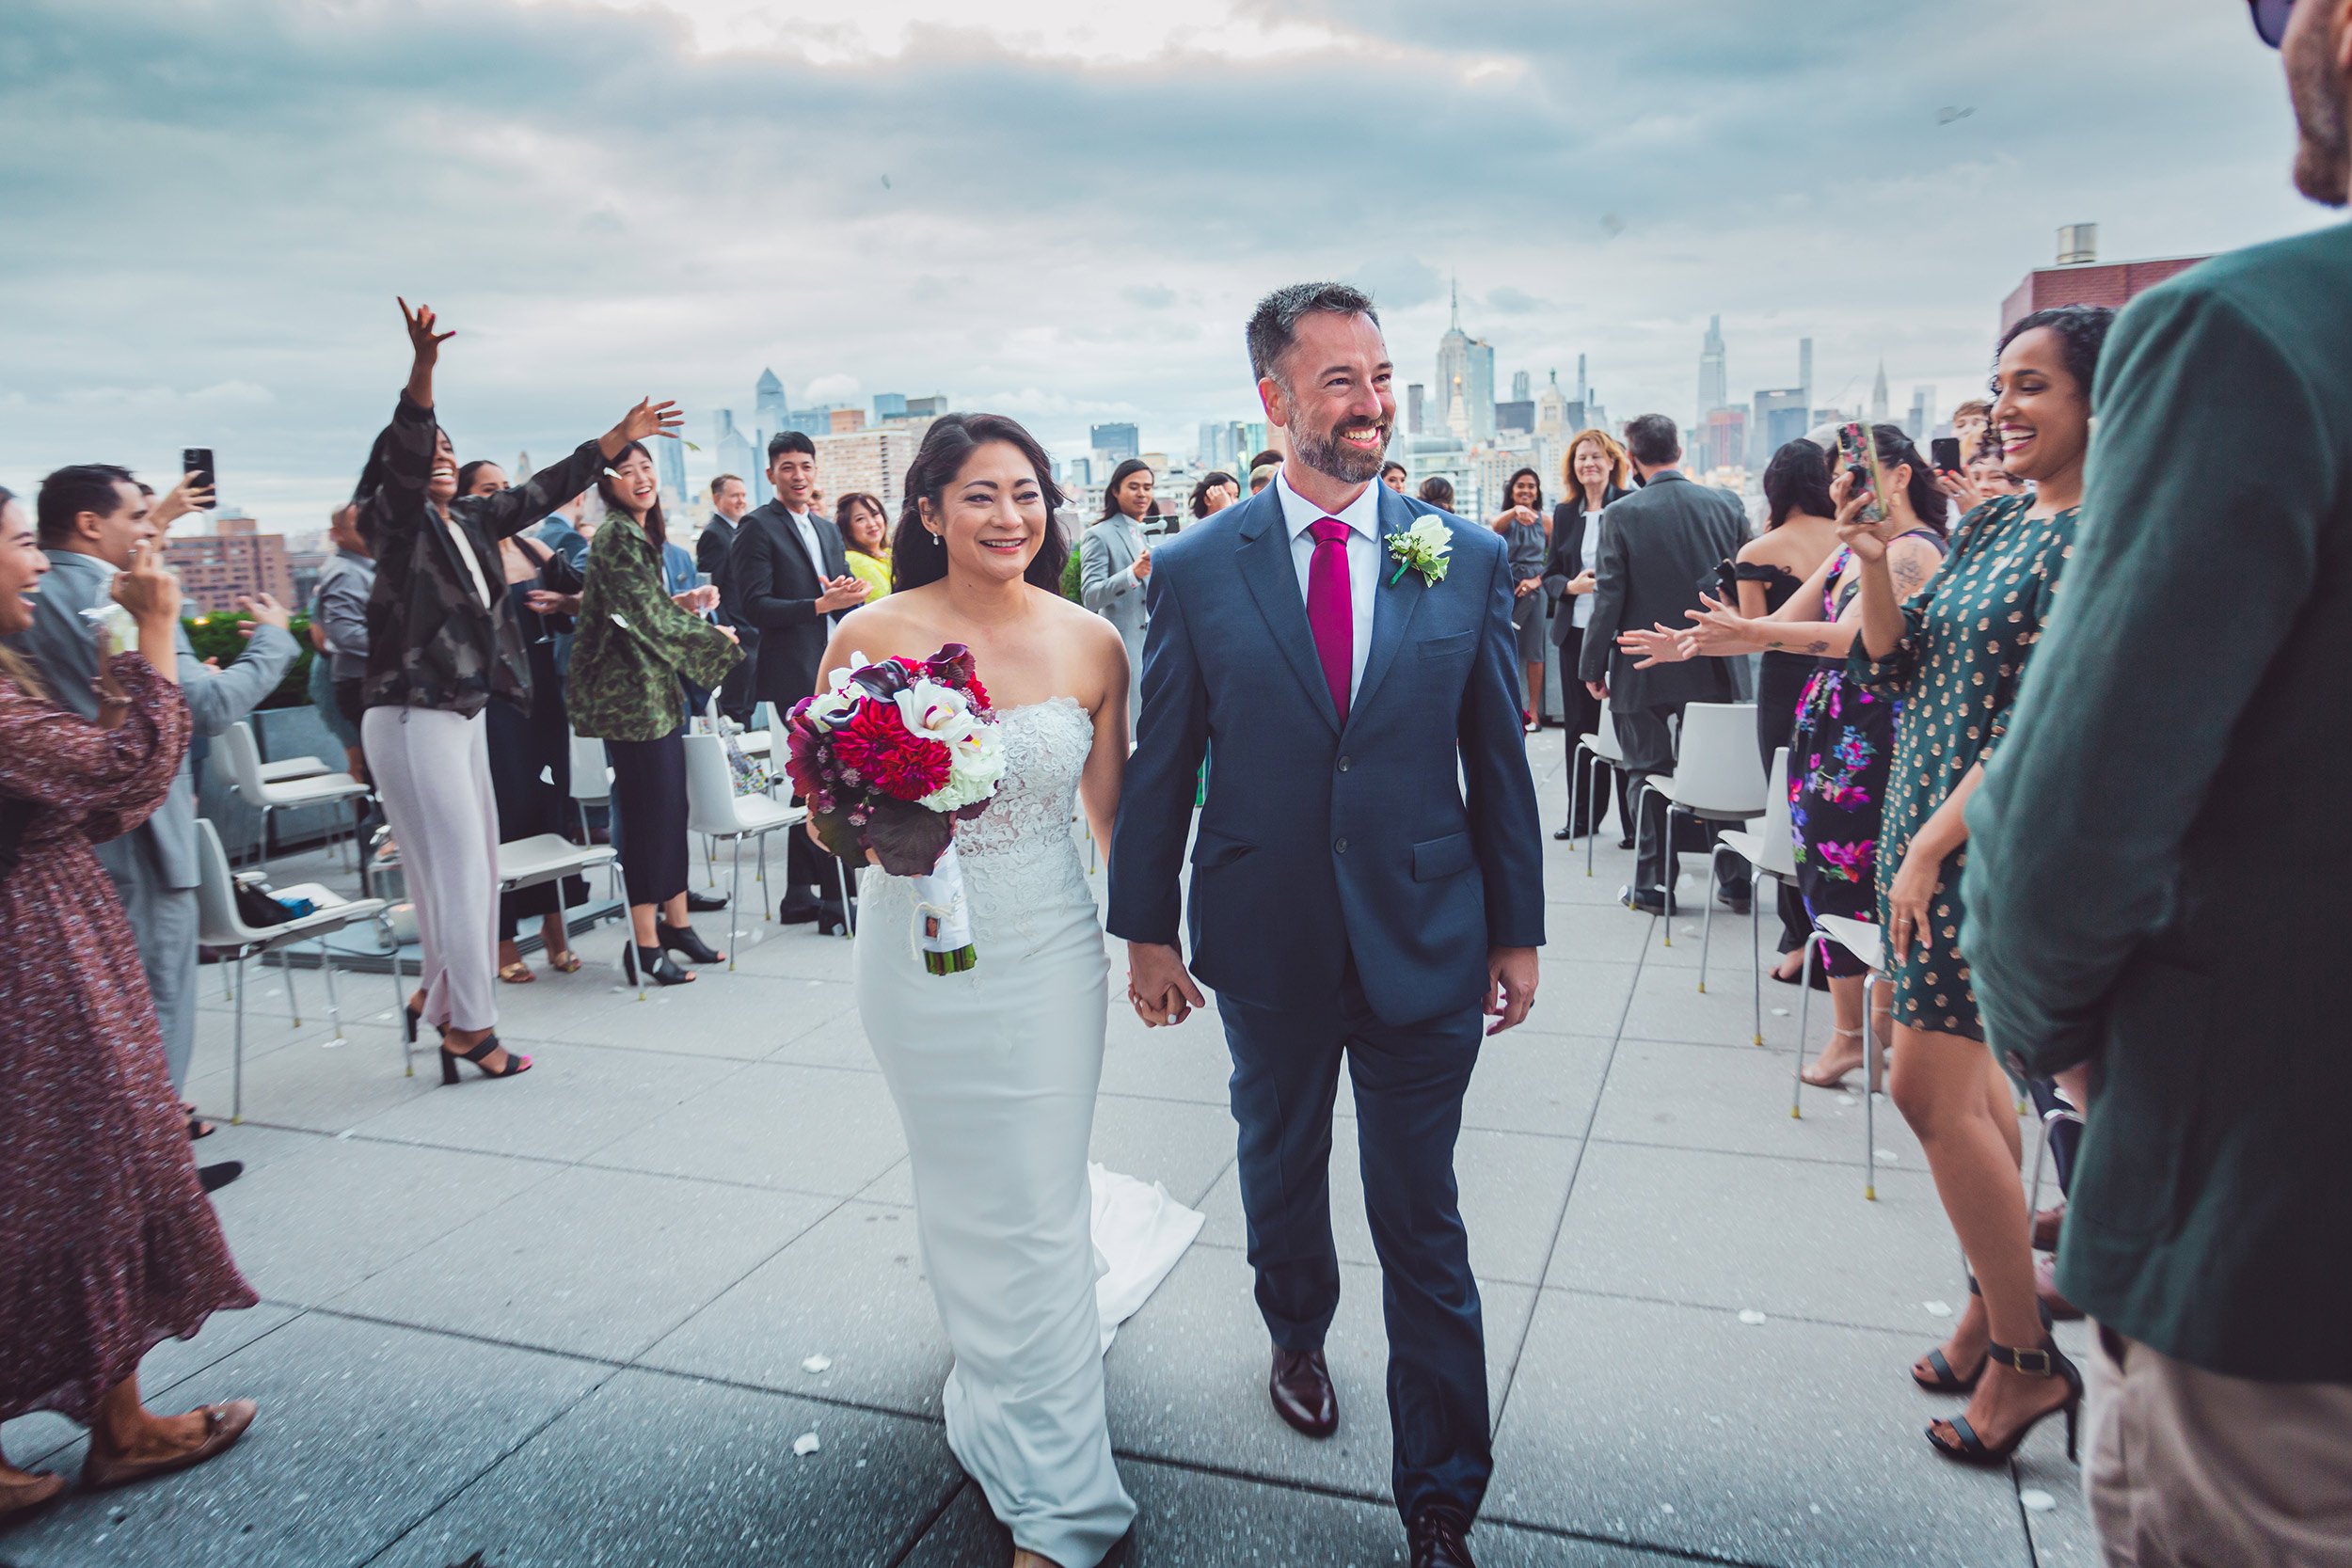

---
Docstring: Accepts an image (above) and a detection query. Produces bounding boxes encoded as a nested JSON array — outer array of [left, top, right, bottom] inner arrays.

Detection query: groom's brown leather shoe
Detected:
[[1269, 1347, 1338, 1438], [1407, 1504, 1476, 1567]]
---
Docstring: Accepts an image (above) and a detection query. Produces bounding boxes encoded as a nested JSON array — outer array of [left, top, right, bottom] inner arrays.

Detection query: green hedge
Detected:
[[1060, 544, 1084, 603], [183, 610, 314, 709]]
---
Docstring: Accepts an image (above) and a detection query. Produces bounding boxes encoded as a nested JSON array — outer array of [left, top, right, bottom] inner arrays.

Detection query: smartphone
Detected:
[[1836, 422, 1886, 525], [181, 448, 217, 509], [1931, 436, 1963, 474]]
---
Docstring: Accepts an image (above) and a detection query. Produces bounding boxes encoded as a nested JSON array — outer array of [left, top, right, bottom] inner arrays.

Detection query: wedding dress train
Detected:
[[855, 696, 1198, 1567]]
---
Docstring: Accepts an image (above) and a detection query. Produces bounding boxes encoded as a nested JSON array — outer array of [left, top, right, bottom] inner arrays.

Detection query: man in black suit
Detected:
[[698, 472, 758, 721], [722, 431, 869, 923], [1579, 414, 1748, 914]]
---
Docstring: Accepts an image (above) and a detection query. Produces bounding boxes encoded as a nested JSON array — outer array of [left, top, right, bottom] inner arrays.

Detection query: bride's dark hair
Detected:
[[891, 413, 1071, 594]]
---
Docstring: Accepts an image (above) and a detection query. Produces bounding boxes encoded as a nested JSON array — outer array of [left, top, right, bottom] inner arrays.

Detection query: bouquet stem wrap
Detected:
[[906, 840, 977, 975]]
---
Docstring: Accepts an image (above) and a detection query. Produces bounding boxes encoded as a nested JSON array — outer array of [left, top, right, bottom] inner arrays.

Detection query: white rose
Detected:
[[1407, 517, 1452, 558]]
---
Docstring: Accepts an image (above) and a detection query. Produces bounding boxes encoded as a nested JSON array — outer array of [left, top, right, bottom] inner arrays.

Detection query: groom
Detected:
[[1109, 281, 1544, 1567]]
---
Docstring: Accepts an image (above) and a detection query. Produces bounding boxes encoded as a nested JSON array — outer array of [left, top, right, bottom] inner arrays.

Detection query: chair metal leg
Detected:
[[705, 833, 716, 887], [322, 932, 343, 1040], [1793, 932, 1820, 1119], [728, 837, 742, 972], [835, 860, 856, 939], [231, 953, 246, 1124], [1749, 878, 1764, 1045], [284, 941, 302, 1027], [258, 804, 272, 879], [1584, 754, 1601, 878], [388, 912, 411, 1078], [1698, 843, 1724, 991], [1864, 974, 1883, 1202], [2027, 1109, 2055, 1217]]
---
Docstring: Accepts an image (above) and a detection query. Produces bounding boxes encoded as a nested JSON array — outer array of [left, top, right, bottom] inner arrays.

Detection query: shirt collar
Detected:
[[1274, 466, 1379, 544]]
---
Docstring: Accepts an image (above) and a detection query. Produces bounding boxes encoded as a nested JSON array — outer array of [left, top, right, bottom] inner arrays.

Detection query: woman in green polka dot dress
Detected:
[[1846, 305, 2113, 1469]]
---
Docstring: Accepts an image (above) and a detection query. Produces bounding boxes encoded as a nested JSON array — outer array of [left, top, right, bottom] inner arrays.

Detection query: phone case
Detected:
[[1838, 422, 1887, 525]]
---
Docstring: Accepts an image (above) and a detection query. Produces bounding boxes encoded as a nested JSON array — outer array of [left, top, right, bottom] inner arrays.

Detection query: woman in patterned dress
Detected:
[[1848, 306, 2114, 1465], [0, 512, 261, 1523]]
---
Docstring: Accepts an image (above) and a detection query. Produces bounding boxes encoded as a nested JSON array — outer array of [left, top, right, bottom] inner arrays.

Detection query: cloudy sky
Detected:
[[0, 0, 2325, 529]]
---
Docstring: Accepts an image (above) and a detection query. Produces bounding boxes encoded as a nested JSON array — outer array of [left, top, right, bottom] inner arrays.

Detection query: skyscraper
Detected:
[[1871, 360, 1891, 425], [1089, 423, 1139, 463], [873, 392, 908, 421], [1575, 353, 1588, 407], [1435, 277, 1472, 444], [1466, 340, 1496, 443], [1534, 372, 1569, 445], [1798, 338, 1814, 418], [656, 429, 687, 509], [715, 409, 762, 505], [1907, 386, 1933, 441], [1510, 369, 1531, 403], [1753, 388, 1810, 465], [1698, 314, 1728, 419], [755, 368, 787, 430], [1406, 383, 1425, 436]]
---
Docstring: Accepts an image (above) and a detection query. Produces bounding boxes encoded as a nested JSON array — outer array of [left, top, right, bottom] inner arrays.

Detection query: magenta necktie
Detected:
[[1307, 517, 1353, 723]]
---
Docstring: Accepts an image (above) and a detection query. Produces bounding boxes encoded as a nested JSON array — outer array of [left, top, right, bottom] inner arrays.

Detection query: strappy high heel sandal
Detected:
[[657, 923, 723, 965], [1914, 1277, 2053, 1393], [1926, 1339, 2082, 1466], [439, 1034, 532, 1085], [1799, 1025, 1867, 1089]]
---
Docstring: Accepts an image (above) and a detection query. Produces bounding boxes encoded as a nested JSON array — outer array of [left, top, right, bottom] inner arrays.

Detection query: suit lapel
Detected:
[[770, 506, 818, 581], [1347, 487, 1426, 724], [1234, 490, 1342, 734]]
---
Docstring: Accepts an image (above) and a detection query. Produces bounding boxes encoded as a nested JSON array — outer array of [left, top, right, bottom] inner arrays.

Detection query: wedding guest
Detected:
[[1544, 429, 1631, 845], [569, 442, 740, 989], [1736, 439, 1844, 976], [1950, 399, 1993, 464], [1380, 460, 1408, 493], [834, 491, 893, 601], [1626, 426, 1949, 1084], [0, 523, 262, 1523], [699, 474, 758, 721], [358, 297, 675, 1082], [1081, 458, 1154, 726], [1189, 470, 1240, 520], [1490, 467, 1549, 730], [1246, 448, 1283, 474], [727, 430, 866, 928], [458, 460, 507, 499], [1417, 475, 1454, 509], [310, 500, 374, 782], [1580, 413, 1748, 915], [534, 491, 590, 573], [486, 521, 584, 984], [1966, 7, 2352, 1553], [1849, 304, 2113, 1466], [1967, 443, 2026, 501], [10, 465, 297, 1137], [1247, 462, 1279, 496]]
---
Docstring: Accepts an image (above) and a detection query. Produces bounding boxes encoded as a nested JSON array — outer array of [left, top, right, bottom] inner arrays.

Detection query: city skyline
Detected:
[[0, 0, 2324, 529]]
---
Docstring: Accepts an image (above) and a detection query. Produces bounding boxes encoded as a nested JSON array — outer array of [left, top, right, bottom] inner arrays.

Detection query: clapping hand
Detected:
[[814, 576, 870, 614], [1677, 593, 1755, 657], [235, 592, 292, 633]]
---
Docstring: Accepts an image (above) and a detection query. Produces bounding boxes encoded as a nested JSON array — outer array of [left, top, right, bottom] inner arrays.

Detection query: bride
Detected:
[[817, 413, 1190, 1568]]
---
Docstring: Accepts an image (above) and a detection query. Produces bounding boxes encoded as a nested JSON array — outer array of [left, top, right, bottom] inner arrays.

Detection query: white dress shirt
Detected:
[[1273, 467, 1379, 702], [786, 509, 827, 576]]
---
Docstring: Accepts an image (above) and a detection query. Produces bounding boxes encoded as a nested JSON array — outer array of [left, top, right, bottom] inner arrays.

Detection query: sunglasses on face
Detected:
[[2250, 0, 2293, 47]]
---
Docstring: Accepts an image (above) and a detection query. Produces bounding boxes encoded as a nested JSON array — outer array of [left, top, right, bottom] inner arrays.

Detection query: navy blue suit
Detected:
[[1107, 480, 1544, 1524]]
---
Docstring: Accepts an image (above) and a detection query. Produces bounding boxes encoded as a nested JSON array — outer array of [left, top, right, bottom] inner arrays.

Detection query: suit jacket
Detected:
[[9, 549, 297, 891], [723, 500, 850, 708], [1079, 513, 1149, 672], [1578, 469, 1744, 709], [1106, 483, 1545, 1026], [694, 515, 738, 587], [1542, 488, 1626, 649], [1963, 223, 2352, 1383]]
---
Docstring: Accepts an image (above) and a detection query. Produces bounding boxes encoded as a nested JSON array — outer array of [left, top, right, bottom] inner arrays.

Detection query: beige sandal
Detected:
[[498, 960, 536, 985], [81, 1400, 258, 1491]]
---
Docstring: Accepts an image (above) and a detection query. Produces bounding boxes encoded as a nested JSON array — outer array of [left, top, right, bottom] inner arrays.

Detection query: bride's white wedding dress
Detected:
[[855, 695, 1199, 1567]]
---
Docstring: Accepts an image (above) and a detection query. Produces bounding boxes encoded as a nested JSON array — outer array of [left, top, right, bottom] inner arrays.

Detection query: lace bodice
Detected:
[[865, 695, 1097, 948]]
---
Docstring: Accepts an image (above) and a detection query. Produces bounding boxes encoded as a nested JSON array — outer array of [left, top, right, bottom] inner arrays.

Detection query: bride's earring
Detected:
[[932, 531, 943, 547]]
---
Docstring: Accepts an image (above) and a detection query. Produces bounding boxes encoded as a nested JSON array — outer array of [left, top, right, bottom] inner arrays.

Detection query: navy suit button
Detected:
[[1337, 755, 1352, 772], [1335, 838, 1348, 854]]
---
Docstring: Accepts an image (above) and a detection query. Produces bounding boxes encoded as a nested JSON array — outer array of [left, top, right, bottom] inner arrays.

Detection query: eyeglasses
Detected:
[[2250, 0, 2294, 48]]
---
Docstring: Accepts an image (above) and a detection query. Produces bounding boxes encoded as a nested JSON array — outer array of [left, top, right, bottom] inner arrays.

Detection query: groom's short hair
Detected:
[[1247, 282, 1380, 387]]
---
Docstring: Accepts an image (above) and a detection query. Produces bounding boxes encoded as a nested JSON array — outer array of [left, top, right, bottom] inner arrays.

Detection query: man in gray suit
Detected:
[[1579, 415, 1748, 913], [11, 465, 298, 1134], [1079, 495, 1151, 728]]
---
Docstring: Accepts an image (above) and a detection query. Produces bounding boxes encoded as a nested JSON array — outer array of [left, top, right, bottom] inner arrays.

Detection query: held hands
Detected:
[[814, 576, 871, 614], [1125, 941, 1205, 1028], [1485, 946, 1539, 1037], [603, 398, 685, 456]]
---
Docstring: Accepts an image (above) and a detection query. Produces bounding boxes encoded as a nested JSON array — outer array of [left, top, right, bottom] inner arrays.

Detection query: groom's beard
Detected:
[[1289, 414, 1391, 486]]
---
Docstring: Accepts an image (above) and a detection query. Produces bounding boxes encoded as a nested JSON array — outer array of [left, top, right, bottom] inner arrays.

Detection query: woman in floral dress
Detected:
[[1849, 306, 2112, 1467], [0, 511, 260, 1524]]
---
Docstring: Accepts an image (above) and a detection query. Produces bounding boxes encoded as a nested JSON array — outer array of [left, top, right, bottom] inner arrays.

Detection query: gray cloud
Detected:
[[0, 0, 2324, 526]]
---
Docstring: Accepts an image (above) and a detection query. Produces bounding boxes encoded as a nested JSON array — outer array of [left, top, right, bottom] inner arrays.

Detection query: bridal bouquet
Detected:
[[782, 644, 1006, 974]]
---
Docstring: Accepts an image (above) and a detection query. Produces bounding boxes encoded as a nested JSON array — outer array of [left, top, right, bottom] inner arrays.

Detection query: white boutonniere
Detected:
[[78, 601, 140, 654], [1386, 517, 1452, 588]]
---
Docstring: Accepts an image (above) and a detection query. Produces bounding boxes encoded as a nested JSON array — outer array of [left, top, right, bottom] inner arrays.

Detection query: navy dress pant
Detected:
[[1218, 959, 1490, 1523]]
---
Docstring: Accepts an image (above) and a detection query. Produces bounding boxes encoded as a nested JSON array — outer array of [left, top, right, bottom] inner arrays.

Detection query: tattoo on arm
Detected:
[[1890, 550, 1931, 597], [1802, 639, 1830, 656]]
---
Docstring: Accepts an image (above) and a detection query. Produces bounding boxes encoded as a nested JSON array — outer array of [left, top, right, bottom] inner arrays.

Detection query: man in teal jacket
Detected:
[[1962, 3, 2352, 1560]]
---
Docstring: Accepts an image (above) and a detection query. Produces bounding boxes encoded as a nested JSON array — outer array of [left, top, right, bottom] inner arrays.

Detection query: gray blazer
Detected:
[[1577, 469, 1746, 711], [1080, 514, 1149, 698], [9, 549, 298, 890]]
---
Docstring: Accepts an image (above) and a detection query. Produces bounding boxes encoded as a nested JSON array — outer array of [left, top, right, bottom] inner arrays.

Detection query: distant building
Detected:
[[1798, 338, 1814, 418], [1696, 407, 1747, 476], [657, 434, 688, 509], [1510, 369, 1531, 403], [755, 368, 788, 431], [906, 394, 951, 419], [1494, 399, 1535, 436], [715, 410, 762, 505], [2000, 223, 2209, 332], [1534, 372, 1570, 447], [1698, 314, 1728, 420], [1752, 388, 1810, 465], [166, 511, 294, 614], [1466, 340, 1496, 443], [1090, 423, 1140, 463], [1870, 361, 1891, 425], [1906, 386, 1933, 442], [814, 422, 934, 519], [872, 391, 908, 421], [830, 407, 867, 435], [1406, 383, 1425, 436]]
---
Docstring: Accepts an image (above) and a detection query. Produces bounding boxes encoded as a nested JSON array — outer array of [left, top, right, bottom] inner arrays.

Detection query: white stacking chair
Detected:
[[567, 729, 612, 839], [1794, 911, 1892, 1202], [254, 753, 332, 784], [1574, 696, 1626, 877], [704, 692, 773, 761], [681, 732, 847, 986], [218, 721, 371, 877], [193, 819, 389, 1122], [1709, 747, 1796, 1030], [1631, 701, 1764, 938]]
